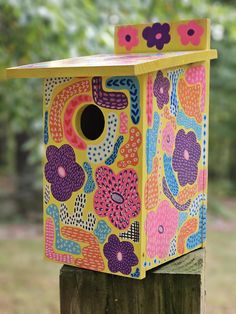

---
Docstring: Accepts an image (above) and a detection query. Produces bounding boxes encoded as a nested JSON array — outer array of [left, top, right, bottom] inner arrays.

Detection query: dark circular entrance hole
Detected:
[[80, 104, 105, 140]]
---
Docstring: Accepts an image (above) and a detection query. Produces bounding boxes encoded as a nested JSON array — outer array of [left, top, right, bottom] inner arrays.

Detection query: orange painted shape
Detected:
[[177, 218, 198, 254], [117, 127, 142, 168], [49, 80, 90, 143], [163, 106, 177, 129], [61, 226, 105, 271], [45, 218, 74, 264], [178, 78, 202, 123], [177, 184, 197, 204], [144, 158, 159, 210]]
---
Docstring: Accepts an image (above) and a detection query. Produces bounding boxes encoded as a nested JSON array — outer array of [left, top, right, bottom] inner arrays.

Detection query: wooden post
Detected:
[[60, 248, 205, 314]]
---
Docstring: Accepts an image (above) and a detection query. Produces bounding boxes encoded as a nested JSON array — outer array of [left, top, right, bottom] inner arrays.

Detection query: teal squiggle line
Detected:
[[168, 69, 184, 116], [146, 112, 160, 174], [163, 154, 179, 196], [176, 110, 202, 140], [105, 136, 124, 165], [44, 111, 49, 144], [46, 204, 81, 255], [83, 162, 95, 193], [187, 205, 207, 249]]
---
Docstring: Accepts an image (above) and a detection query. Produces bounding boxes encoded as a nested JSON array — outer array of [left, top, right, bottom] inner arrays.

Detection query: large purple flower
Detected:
[[103, 234, 138, 275], [45, 144, 85, 201], [153, 71, 170, 109], [142, 22, 171, 50], [172, 130, 201, 186]]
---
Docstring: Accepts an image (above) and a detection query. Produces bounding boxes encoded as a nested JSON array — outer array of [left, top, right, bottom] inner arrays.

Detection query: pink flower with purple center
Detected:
[[44, 144, 85, 201], [103, 234, 138, 275], [145, 200, 178, 259], [153, 71, 170, 109], [117, 26, 139, 51], [177, 21, 204, 46], [172, 129, 201, 186], [93, 166, 141, 230], [142, 22, 171, 50]]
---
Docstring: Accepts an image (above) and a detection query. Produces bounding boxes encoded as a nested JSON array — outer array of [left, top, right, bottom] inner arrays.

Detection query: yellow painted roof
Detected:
[[6, 50, 217, 79]]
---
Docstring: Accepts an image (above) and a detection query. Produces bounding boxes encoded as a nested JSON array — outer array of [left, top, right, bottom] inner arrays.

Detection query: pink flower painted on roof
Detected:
[[93, 166, 141, 230], [162, 122, 175, 155], [117, 26, 139, 51], [177, 21, 204, 46], [145, 200, 178, 259]]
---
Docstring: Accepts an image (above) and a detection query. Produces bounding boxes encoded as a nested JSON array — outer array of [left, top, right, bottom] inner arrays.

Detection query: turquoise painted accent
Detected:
[[187, 206, 207, 249], [176, 110, 202, 140], [146, 112, 160, 174], [94, 220, 111, 244], [178, 212, 188, 228], [44, 111, 49, 144], [83, 162, 95, 193], [168, 69, 184, 116], [105, 136, 124, 165], [189, 193, 206, 217], [46, 204, 81, 255], [163, 154, 179, 196]]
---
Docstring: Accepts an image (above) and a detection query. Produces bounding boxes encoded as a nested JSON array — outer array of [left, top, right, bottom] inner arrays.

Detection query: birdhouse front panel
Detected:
[[5, 18, 217, 280], [43, 75, 148, 279]]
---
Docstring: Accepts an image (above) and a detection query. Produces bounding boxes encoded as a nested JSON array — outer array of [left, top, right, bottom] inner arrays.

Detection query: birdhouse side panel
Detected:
[[143, 61, 209, 270], [42, 75, 147, 279]]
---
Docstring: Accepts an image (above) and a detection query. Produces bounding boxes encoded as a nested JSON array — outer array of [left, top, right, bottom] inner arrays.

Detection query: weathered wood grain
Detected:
[[60, 248, 205, 314]]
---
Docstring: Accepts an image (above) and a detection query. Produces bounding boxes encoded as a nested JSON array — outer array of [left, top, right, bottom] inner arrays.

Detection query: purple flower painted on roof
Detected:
[[153, 71, 170, 109], [45, 144, 85, 201], [172, 130, 201, 186], [142, 22, 171, 50], [103, 234, 138, 275]]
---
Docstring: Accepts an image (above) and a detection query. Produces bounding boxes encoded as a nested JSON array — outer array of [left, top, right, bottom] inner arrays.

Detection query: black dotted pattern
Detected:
[[59, 193, 96, 231], [119, 221, 140, 243], [44, 184, 50, 204], [44, 77, 72, 106]]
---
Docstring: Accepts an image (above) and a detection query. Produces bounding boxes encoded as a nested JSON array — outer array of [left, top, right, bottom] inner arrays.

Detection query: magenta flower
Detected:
[[145, 200, 178, 259], [172, 129, 201, 186], [103, 234, 138, 275], [44, 144, 85, 201], [177, 21, 204, 46], [117, 26, 139, 51], [93, 166, 141, 230], [153, 71, 170, 109], [142, 22, 171, 50]]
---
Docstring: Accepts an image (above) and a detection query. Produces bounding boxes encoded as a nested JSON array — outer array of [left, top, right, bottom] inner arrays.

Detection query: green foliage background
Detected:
[[0, 0, 235, 218]]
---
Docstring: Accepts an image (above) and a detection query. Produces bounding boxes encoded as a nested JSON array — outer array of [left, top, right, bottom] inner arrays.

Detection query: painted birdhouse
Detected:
[[5, 19, 217, 279]]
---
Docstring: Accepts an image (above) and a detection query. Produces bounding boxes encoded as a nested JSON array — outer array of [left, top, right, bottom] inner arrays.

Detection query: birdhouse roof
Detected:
[[5, 50, 216, 79], [3, 19, 217, 79]]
